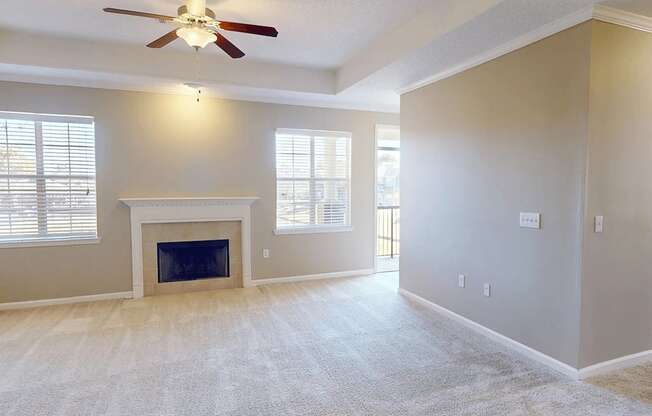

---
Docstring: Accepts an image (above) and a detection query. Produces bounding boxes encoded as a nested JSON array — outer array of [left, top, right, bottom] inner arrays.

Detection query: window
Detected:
[[0, 112, 97, 246], [275, 128, 352, 234]]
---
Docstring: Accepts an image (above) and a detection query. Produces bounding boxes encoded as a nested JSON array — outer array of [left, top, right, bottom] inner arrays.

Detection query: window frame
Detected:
[[0, 111, 100, 248], [274, 128, 353, 235]]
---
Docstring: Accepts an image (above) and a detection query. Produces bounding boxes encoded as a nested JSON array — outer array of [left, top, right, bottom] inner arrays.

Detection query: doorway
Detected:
[[375, 125, 400, 273]]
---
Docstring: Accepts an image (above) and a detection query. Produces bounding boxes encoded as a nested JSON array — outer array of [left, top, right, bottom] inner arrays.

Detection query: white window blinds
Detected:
[[0, 112, 97, 244], [276, 129, 351, 232]]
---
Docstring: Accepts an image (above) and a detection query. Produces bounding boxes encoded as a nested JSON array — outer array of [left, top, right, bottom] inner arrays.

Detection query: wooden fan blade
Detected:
[[214, 33, 245, 58], [103, 8, 175, 21], [146, 30, 179, 48], [218, 21, 278, 37]]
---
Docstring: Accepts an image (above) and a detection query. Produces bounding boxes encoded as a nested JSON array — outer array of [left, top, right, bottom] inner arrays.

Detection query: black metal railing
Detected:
[[377, 206, 400, 257]]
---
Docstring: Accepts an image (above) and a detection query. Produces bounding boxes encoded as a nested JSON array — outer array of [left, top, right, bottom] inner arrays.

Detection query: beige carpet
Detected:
[[1, 272, 650, 415], [588, 362, 652, 406]]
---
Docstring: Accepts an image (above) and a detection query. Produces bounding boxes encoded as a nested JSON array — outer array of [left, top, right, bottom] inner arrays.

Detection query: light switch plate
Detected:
[[520, 212, 541, 229], [595, 216, 604, 233], [458, 274, 465, 288], [263, 248, 270, 258], [483, 283, 491, 297]]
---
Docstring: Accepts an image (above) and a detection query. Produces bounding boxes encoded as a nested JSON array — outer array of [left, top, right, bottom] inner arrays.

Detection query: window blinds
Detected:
[[0, 112, 97, 243], [276, 129, 351, 231]]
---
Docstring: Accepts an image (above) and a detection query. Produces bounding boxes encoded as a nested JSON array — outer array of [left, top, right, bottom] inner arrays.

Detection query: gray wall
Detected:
[[579, 21, 652, 367], [400, 23, 593, 367], [0, 82, 398, 303]]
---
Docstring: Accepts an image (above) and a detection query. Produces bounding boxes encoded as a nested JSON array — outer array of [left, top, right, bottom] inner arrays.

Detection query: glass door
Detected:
[[375, 126, 400, 273]]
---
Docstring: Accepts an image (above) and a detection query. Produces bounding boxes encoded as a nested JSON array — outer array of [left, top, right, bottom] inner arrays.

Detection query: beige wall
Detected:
[[0, 82, 398, 303], [400, 23, 593, 367], [579, 21, 652, 367], [401, 19, 652, 369]]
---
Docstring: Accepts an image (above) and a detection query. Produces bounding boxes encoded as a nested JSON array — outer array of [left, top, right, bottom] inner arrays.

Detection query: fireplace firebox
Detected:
[[157, 239, 230, 283]]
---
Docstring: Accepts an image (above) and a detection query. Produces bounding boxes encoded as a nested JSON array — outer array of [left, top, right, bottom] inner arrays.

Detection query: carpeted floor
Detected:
[[1, 272, 650, 415], [588, 362, 652, 407]]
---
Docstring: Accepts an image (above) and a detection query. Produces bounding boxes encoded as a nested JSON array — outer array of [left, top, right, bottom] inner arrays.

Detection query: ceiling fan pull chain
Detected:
[[194, 47, 200, 81]]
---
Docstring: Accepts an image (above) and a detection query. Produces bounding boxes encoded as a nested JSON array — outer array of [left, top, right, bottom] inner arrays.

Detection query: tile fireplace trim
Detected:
[[120, 197, 259, 298]]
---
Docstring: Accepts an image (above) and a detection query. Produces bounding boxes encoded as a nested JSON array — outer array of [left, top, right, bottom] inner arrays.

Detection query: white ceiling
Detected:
[[0, 0, 435, 69], [0, 0, 648, 113]]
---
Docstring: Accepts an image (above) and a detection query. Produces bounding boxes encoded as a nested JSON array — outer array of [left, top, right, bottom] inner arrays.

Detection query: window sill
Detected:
[[0, 237, 101, 249], [274, 226, 353, 235]]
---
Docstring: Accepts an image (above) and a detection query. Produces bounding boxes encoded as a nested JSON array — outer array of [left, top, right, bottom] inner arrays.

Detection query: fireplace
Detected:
[[119, 197, 258, 298], [157, 239, 230, 283], [139, 220, 243, 295]]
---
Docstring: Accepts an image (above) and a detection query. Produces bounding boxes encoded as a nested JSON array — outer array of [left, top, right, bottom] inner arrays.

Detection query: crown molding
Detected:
[[593, 5, 652, 34], [399, 5, 652, 95], [399, 6, 594, 95]]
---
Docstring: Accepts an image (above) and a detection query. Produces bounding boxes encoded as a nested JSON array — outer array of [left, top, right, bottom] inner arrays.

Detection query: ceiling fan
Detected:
[[103, 0, 278, 58]]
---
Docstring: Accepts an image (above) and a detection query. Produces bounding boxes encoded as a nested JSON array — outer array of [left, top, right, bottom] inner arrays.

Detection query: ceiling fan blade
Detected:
[[146, 30, 179, 48], [103, 8, 175, 21], [218, 21, 278, 37], [214, 33, 245, 59]]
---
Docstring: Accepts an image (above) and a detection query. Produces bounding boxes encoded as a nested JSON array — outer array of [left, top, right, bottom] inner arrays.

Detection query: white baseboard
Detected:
[[578, 350, 652, 380], [0, 291, 133, 311], [398, 288, 581, 380], [248, 268, 375, 287]]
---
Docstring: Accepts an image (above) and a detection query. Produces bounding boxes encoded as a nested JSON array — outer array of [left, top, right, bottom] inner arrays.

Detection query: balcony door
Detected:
[[375, 125, 400, 273]]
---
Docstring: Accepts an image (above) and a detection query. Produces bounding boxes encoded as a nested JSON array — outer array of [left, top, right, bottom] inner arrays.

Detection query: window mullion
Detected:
[[3, 121, 11, 235], [347, 139, 351, 225], [68, 123, 73, 234], [309, 136, 316, 226], [35, 121, 47, 236]]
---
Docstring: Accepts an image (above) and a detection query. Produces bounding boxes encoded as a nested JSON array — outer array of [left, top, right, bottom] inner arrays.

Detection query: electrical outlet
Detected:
[[458, 274, 465, 288], [520, 212, 541, 229], [595, 216, 604, 233], [483, 283, 491, 297], [262, 248, 270, 258]]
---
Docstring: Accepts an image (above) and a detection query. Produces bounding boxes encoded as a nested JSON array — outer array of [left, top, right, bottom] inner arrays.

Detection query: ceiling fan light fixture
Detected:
[[176, 27, 216, 48]]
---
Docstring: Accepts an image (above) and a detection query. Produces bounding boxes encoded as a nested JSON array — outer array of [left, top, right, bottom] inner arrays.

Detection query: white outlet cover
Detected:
[[520, 212, 541, 229], [458, 274, 465, 288], [262, 249, 270, 258], [483, 283, 491, 297], [595, 216, 604, 233]]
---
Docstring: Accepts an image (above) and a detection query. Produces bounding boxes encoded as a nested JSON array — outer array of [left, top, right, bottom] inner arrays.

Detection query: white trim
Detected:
[[0, 110, 94, 125], [398, 288, 581, 379], [578, 350, 652, 380], [249, 268, 374, 286], [593, 5, 652, 34], [276, 128, 352, 139], [120, 197, 257, 297], [274, 225, 353, 235], [119, 197, 259, 208], [373, 127, 379, 273], [0, 236, 100, 249], [399, 6, 594, 95], [274, 129, 353, 233], [0, 291, 133, 311]]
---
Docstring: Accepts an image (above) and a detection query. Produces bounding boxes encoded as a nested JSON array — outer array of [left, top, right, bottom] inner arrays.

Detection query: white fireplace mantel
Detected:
[[120, 197, 259, 298], [120, 197, 260, 208]]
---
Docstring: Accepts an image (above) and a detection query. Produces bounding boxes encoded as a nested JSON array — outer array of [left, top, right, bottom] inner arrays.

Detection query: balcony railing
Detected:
[[377, 206, 400, 257]]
